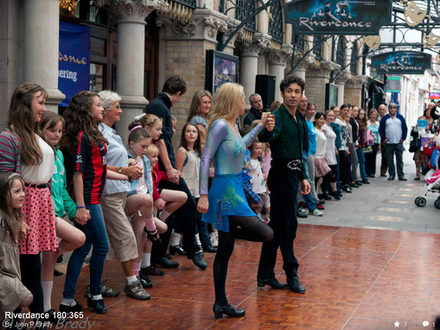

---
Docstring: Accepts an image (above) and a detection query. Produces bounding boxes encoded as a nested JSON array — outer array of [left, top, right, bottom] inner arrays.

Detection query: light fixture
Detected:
[[363, 35, 381, 49], [59, 0, 78, 16], [403, 0, 427, 27]]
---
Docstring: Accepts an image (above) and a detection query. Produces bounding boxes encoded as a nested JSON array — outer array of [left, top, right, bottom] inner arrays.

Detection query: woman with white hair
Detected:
[[97, 90, 151, 300]]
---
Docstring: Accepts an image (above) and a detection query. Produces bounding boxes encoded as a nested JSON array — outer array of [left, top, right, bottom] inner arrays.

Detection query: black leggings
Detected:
[[213, 216, 273, 305], [20, 253, 44, 313]]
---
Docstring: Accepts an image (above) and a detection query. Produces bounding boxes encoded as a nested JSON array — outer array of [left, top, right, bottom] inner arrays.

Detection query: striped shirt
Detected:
[[0, 130, 21, 173], [73, 131, 107, 205]]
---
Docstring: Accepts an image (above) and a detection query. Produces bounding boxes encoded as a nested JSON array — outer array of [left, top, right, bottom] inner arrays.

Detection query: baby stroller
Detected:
[[415, 148, 440, 209]]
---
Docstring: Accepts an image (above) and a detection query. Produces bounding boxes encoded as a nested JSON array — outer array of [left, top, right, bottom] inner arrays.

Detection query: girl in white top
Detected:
[[249, 141, 266, 219], [0, 83, 59, 316], [176, 123, 216, 252], [176, 123, 201, 198], [322, 110, 339, 198], [314, 113, 332, 197]]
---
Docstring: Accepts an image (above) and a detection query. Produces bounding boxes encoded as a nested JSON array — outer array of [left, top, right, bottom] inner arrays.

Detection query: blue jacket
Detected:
[[127, 154, 153, 197], [379, 113, 407, 142]]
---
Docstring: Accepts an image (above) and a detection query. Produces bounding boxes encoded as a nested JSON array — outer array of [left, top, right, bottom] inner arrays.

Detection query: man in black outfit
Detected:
[[144, 75, 206, 271], [257, 75, 311, 293], [243, 93, 264, 127]]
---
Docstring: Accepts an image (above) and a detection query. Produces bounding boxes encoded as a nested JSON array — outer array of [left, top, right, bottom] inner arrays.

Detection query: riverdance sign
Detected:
[[371, 51, 432, 74], [59, 21, 90, 107], [285, 0, 392, 35]]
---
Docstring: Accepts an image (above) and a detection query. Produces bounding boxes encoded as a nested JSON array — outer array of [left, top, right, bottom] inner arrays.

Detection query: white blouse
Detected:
[[322, 124, 337, 166], [315, 129, 327, 159], [21, 136, 55, 184]]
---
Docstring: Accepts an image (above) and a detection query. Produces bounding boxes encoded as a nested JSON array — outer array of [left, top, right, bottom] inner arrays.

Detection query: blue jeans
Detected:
[[302, 155, 317, 211], [356, 148, 367, 180], [386, 143, 405, 178], [63, 204, 109, 299]]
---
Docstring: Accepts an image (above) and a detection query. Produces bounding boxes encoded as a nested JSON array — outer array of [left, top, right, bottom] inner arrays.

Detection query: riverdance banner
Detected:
[[285, 0, 392, 35], [59, 21, 90, 107], [371, 51, 432, 74]]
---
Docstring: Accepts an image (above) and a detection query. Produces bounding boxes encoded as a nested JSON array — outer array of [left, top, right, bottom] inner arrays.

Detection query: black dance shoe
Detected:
[[87, 297, 108, 314], [203, 245, 217, 253], [287, 276, 305, 294], [59, 299, 83, 313], [213, 303, 245, 319], [137, 275, 153, 289], [257, 277, 287, 289], [157, 256, 179, 268], [329, 192, 340, 200], [169, 245, 187, 256], [142, 265, 164, 276], [45, 309, 67, 326], [191, 252, 207, 270]]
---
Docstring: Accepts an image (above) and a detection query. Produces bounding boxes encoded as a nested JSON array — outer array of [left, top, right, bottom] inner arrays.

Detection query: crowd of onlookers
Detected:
[[0, 74, 427, 327], [244, 93, 412, 220]]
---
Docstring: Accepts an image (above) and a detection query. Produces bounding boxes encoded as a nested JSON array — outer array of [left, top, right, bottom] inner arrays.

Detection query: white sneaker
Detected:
[[210, 231, 218, 247], [310, 209, 323, 216]]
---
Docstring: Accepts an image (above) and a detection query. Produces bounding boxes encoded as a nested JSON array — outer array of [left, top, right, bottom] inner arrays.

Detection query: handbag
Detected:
[[409, 137, 421, 152], [363, 146, 373, 154]]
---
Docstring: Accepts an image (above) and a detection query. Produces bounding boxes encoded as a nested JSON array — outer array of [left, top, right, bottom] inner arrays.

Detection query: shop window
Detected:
[[350, 42, 358, 74], [313, 35, 323, 60], [90, 63, 104, 91], [336, 36, 346, 66]]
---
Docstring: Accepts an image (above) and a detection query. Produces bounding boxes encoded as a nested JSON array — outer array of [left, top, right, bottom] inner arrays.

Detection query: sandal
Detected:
[[85, 279, 120, 298]]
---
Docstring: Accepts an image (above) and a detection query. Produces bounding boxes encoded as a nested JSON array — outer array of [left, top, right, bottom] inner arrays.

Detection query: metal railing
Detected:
[[235, 0, 256, 32], [268, 0, 283, 43]]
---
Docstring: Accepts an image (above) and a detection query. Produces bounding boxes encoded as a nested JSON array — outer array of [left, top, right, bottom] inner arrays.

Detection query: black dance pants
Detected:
[[258, 166, 300, 280], [152, 177, 199, 262]]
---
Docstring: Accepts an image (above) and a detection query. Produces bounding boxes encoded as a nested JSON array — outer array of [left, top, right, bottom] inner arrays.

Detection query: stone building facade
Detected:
[[0, 0, 368, 144]]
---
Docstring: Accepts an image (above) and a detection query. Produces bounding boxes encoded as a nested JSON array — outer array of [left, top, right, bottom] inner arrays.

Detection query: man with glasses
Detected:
[[379, 103, 408, 181]]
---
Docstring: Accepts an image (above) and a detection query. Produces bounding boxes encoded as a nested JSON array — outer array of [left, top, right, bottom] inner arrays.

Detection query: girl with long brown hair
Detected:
[[186, 89, 213, 136], [39, 111, 86, 319], [0, 83, 56, 316], [60, 91, 128, 314], [0, 172, 33, 313]]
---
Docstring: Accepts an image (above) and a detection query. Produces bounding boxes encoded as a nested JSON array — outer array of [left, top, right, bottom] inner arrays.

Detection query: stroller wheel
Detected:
[[434, 199, 440, 210], [415, 197, 427, 207]]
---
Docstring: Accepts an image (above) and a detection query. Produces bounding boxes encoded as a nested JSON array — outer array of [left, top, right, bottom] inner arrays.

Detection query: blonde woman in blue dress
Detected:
[[197, 82, 273, 319]]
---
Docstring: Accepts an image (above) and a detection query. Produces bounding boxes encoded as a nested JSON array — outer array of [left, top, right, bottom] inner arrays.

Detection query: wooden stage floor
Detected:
[[51, 224, 440, 329]]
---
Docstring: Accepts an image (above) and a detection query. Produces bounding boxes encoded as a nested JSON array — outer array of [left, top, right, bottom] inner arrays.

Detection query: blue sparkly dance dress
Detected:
[[200, 119, 261, 232]]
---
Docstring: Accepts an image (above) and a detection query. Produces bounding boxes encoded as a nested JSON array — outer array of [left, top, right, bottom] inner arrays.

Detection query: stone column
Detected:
[[268, 44, 292, 102], [239, 33, 271, 102], [335, 71, 352, 107], [109, 0, 168, 144], [345, 75, 368, 107], [23, 0, 65, 111], [239, 45, 261, 101], [305, 60, 340, 111], [292, 53, 315, 82]]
